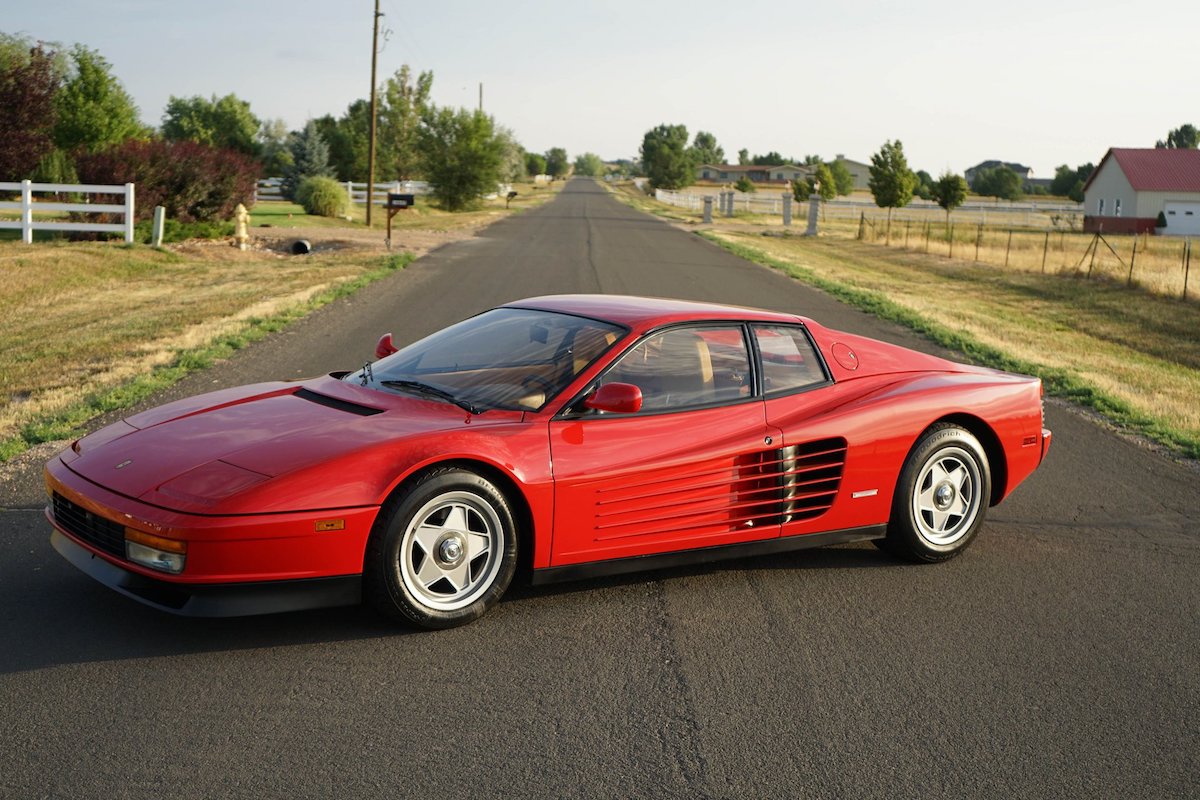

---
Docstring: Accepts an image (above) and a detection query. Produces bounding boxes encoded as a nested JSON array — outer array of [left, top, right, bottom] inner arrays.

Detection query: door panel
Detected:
[[549, 403, 777, 565]]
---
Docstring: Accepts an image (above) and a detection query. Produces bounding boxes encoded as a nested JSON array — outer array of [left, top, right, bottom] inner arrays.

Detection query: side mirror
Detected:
[[584, 382, 642, 414], [375, 333, 398, 359]]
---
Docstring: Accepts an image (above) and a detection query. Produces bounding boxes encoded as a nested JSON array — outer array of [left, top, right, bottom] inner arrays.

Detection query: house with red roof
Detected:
[[1083, 148, 1200, 235]]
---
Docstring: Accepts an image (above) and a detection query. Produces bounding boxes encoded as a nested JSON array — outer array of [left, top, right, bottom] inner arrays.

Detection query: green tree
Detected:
[[868, 139, 917, 223], [0, 41, 60, 179], [525, 152, 547, 177], [751, 151, 786, 166], [687, 130, 724, 166], [378, 65, 433, 180], [802, 154, 822, 165], [495, 127, 526, 183], [810, 162, 836, 200], [282, 119, 334, 200], [257, 118, 294, 177], [544, 147, 569, 179], [829, 159, 855, 196], [972, 166, 1023, 200], [913, 169, 935, 200], [641, 124, 693, 190], [1156, 124, 1199, 149], [734, 175, 756, 193], [417, 106, 505, 211], [573, 152, 604, 177], [1050, 162, 1093, 201], [162, 93, 260, 156], [737, 148, 750, 165], [791, 178, 811, 202], [930, 171, 969, 221], [53, 45, 144, 154]]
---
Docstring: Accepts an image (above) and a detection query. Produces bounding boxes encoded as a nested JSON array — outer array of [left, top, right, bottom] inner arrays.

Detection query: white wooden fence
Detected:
[[255, 178, 430, 205], [656, 188, 1086, 229], [0, 180, 135, 243]]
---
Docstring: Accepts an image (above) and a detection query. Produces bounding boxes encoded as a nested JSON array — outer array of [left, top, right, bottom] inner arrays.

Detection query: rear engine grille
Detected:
[[765, 437, 848, 523], [51, 493, 125, 559]]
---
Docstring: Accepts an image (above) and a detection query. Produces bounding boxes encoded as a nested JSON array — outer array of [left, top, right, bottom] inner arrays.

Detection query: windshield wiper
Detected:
[[380, 380, 484, 415]]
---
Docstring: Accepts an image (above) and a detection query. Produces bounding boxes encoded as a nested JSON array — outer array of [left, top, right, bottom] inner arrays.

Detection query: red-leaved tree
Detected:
[[76, 139, 260, 222], [0, 45, 60, 179]]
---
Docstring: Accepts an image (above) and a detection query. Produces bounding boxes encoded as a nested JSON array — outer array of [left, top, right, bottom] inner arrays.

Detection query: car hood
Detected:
[[63, 376, 523, 513]]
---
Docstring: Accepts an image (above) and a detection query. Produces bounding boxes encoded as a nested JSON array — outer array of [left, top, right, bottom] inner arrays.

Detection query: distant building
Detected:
[[965, 160, 1034, 187], [695, 164, 811, 184], [832, 155, 872, 191], [1083, 147, 1200, 235]]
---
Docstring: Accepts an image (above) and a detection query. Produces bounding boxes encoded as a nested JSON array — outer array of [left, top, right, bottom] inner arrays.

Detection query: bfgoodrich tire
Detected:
[[365, 467, 518, 629], [878, 423, 991, 563]]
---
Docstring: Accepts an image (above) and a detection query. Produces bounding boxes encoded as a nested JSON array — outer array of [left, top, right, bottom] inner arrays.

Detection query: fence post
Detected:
[[152, 205, 165, 247], [21, 179, 33, 243], [703, 196, 713, 224], [725, 192, 735, 218], [1185, 239, 1192, 301], [975, 223, 983, 261], [949, 223, 955, 258], [1127, 235, 1137, 287], [857, 212, 865, 240], [1042, 231, 1050, 273], [124, 183, 135, 243], [924, 221, 930, 253], [781, 193, 791, 226], [1004, 230, 1012, 267], [904, 220, 911, 248], [346, 181, 354, 205]]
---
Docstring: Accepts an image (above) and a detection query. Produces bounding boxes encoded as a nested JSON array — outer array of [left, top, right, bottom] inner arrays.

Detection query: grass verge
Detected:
[[699, 232, 1200, 460], [0, 251, 414, 463]]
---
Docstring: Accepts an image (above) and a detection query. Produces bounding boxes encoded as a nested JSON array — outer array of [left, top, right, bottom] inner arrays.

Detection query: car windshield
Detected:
[[348, 308, 625, 411]]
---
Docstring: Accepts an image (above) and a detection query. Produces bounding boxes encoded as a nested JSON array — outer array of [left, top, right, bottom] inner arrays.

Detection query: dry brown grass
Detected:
[[709, 232, 1200, 454], [0, 182, 566, 458]]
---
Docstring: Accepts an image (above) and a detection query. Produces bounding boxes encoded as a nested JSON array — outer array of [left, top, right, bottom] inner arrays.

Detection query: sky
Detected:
[[6, 0, 1198, 178]]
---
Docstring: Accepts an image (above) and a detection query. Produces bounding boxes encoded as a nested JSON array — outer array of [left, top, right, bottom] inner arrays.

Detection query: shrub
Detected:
[[296, 176, 348, 217], [1157, 211, 1168, 228], [75, 139, 259, 222], [734, 176, 756, 193]]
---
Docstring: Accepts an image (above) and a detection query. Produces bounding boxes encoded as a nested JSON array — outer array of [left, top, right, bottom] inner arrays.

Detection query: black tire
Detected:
[[364, 466, 518, 629], [877, 423, 991, 563]]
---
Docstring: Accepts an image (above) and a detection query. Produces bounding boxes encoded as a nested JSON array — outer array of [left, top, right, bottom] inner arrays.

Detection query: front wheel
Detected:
[[365, 467, 518, 629], [878, 424, 991, 563]]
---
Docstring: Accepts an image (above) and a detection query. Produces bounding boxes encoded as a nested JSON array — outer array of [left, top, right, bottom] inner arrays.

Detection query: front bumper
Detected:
[[52, 530, 361, 617]]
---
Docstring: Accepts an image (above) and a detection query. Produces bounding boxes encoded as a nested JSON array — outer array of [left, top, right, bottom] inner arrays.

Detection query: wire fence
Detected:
[[857, 217, 1195, 300], [656, 188, 1086, 230]]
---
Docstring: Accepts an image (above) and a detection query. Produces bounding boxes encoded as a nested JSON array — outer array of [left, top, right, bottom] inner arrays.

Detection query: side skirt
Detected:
[[530, 524, 887, 586]]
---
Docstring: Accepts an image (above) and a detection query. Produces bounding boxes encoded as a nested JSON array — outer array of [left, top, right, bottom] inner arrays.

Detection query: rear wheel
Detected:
[[878, 424, 991, 562], [365, 467, 518, 629]]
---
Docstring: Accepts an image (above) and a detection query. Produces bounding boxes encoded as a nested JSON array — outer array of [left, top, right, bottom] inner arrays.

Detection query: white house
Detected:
[[1084, 148, 1200, 235]]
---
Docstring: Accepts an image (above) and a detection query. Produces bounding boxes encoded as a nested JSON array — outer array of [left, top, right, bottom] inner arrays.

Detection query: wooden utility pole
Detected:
[[366, 0, 382, 228]]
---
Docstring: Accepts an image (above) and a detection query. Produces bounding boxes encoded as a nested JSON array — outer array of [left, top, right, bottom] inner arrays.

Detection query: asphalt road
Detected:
[[2, 179, 1197, 799]]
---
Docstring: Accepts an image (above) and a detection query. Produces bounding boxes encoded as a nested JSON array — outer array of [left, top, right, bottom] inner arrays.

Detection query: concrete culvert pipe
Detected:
[[290, 239, 312, 255]]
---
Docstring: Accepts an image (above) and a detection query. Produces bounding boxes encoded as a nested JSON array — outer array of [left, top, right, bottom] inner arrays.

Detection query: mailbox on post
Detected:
[[385, 193, 415, 247]]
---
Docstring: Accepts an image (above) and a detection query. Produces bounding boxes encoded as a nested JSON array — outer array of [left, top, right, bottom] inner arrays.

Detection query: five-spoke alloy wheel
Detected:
[[879, 423, 991, 562], [366, 467, 518, 629]]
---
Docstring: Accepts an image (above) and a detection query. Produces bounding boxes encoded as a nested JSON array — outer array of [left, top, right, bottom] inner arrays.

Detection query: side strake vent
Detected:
[[589, 438, 847, 543], [762, 437, 848, 524], [294, 388, 383, 416]]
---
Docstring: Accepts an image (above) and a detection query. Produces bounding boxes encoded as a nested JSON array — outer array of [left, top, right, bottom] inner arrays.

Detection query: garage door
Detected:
[[1163, 202, 1200, 236]]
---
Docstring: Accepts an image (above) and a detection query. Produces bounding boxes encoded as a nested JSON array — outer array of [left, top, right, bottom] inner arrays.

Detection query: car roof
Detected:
[[504, 294, 804, 329]]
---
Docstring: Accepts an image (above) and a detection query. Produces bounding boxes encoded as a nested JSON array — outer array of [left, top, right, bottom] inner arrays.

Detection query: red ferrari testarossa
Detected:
[[46, 295, 1051, 628]]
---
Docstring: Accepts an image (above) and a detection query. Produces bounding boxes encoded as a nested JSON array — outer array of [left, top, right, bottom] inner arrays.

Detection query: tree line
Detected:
[[0, 32, 582, 218]]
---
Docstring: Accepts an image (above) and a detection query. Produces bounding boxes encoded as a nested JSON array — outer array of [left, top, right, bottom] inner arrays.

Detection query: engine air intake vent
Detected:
[[295, 388, 383, 416]]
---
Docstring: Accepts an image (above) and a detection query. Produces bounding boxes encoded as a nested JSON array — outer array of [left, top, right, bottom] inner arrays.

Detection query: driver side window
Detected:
[[598, 326, 751, 412]]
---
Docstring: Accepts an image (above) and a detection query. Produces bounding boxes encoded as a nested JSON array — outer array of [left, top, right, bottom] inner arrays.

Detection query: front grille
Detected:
[[51, 493, 125, 559]]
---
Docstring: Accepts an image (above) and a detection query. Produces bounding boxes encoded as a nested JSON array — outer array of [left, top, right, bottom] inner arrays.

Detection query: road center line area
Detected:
[[2, 180, 1197, 798]]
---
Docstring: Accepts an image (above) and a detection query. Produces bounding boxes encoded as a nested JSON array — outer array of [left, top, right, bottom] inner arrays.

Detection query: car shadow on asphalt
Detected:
[[503, 541, 895, 604], [4, 544, 893, 674]]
